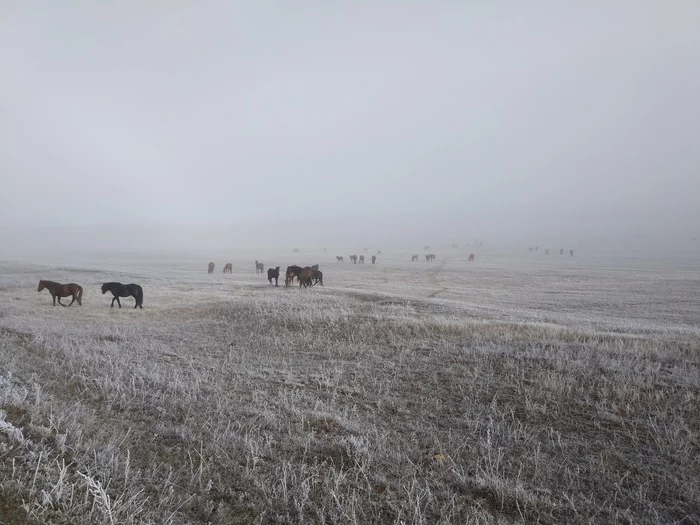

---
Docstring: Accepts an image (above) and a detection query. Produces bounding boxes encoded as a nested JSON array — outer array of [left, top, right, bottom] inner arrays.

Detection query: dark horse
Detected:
[[311, 269, 323, 286], [285, 265, 302, 287], [268, 266, 280, 286], [38, 280, 83, 307], [101, 282, 144, 309]]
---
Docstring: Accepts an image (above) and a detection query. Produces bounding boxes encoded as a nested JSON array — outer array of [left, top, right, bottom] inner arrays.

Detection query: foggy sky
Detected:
[[1, 2, 699, 246]]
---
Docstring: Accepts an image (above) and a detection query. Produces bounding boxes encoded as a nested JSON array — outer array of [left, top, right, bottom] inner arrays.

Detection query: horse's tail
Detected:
[[136, 286, 143, 307], [77, 286, 83, 305]]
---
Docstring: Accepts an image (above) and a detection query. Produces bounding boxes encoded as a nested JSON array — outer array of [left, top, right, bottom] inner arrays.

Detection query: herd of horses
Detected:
[[529, 247, 575, 256], [37, 280, 143, 308]]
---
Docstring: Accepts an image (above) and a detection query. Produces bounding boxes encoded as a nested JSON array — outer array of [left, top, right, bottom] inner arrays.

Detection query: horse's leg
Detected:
[[52, 293, 57, 306], [58, 297, 66, 306], [66, 296, 75, 306], [116, 297, 122, 308], [111, 296, 116, 307]]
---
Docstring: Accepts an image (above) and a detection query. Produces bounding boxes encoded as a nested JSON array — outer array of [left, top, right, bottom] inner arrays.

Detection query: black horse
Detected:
[[101, 282, 144, 309], [311, 269, 323, 286], [268, 266, 280, 286]]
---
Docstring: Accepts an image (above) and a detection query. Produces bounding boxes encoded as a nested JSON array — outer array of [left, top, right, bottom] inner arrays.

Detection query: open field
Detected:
[[1, 248, 699, 524]]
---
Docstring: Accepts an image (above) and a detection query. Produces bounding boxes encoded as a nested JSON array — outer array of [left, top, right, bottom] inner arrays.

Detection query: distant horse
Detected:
[[452, 244, 459, 249], [528, 247, 533, 252], [350, 255, 358, 264], [336, 256, 344, 263], [285, 265, 302, 287], [293, 248, 299, 253], [377, 250, 382, 255], [38, 280, 83, 307], [363, 248, 368, 252], [268, 266, 280, 286], [371, 255, 376, 264], [208, 262, 215, 273], [425, 253, 436, 262], [311, 269, 323, 286], [544, 249, 549, 255], [425, 254, 431, 262], [411, 255, 418, 262], [101, 282, 143, 309], [424, 245, 430, 251], [223, 263, 232, 274], [255, 260, 264, 274], [560, 248, 564, 255], [535, 246, 539, 251], [570, 250, 574, 256], [430, 254, 436, 261], [359, 255, 365, 264], [299, 267, 314, 287], [469, 253, 475, 262]]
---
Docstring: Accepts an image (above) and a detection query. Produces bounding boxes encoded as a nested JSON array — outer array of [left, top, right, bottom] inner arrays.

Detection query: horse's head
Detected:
[[101, 284, 108, 294], [37, 280, 45, 292]]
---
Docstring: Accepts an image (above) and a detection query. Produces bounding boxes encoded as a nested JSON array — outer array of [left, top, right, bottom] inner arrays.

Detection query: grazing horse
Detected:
[[469, 253, 475, 262], [311, 269, 323, 286], [38, 280, 83, 307], [208, 262, 215, 273], [570, 250, 574, 256], [359, 255, 365, 264], [350, 255, 358, 264], [299, 267, 314, 287], [285, 265, 302, 287], [255, 260, 264, 274], [268, 266, 280, 286], [371, 255, 376, 264], [336, 256, 344, 263], [101, 282, 143, 309], [223, 263, 232, 273], [411, 255, 418, 262]]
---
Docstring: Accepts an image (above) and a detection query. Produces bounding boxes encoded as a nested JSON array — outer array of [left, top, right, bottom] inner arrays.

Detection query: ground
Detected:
[[0, 248, 698, 524]]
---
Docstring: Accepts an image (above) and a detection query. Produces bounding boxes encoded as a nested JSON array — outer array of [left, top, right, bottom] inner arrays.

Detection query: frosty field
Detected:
[[0, 248, 699, 524]]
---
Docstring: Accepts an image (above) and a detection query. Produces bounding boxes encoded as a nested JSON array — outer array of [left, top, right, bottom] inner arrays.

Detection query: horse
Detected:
[[570, 250, 574, 256], [377, 250, 382, 255], [293, 248, 299, 253], [469, 253, 475, 262], [359, 255, 365, 264], [424, 245, 430, 251], [38, 280, 83, 307], [268, 266, 280, 286], [544, 249, 549, 255], [223, 263, 232, 274], [371, 255, 376, 264], [427, 253, 436, 261], [425, 254, 431, 262], [411, 255, 418, 262], [255, 260, 264, 274], [299, 267, 314, 287], [285, 265, 302, 287], [311, 269, 323, 286], [311, 264, 319, 271], [101, 282, 143, 309], [336, 256, 344, 263], [350, 255, 358, 264], [560, 248, 564, 255], [208, 262, 215, 273]]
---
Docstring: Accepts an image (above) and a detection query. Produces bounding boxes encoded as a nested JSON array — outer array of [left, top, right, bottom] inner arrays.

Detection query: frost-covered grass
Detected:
[[0, 250, 699, 524]]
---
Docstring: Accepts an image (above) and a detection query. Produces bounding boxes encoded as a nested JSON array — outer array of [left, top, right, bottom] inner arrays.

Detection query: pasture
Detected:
[[0, 248, 699, 524]]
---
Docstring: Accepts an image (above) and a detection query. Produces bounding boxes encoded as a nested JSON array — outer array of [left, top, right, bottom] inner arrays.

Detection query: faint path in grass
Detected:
[[427, 261, 448, 298]]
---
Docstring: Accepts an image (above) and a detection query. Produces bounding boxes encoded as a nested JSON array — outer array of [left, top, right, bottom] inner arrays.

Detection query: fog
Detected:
[[1, 2, 699, 255]]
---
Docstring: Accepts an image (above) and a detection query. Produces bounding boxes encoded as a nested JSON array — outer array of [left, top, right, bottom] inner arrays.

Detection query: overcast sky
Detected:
[[1, 2, 699, 245]]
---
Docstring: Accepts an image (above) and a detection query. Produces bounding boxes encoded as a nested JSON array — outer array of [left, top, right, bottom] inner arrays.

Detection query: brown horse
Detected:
[[299, 267, 314, 287], [285, 265, 302, 287], [350, 255, 358, 264], [223, 263, 233, 274], [469, 253, 475, 262], [359, 255, 365, 264], [208, 262, 215, 273], [38, 280, 83, 307]]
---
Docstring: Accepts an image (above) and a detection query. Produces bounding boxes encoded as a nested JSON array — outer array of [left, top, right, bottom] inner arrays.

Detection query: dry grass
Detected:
[[0, 250, 699, 524]]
